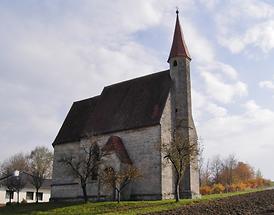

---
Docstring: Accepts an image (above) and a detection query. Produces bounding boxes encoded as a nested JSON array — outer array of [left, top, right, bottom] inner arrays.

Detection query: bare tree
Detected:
[[210, 155, 223, 184], [59, 139, 103, 203], [7, 174, 26, 203], [100, 165, 141, 203], [28, 146, 53, 203], [0, 153, 29, 203], [162, 131, 199, 202], [201, 160, 211, 186], [221, 154, 237, 186], [1, 153, 29, 173]]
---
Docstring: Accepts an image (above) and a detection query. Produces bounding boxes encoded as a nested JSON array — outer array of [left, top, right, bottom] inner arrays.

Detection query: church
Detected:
[[51, 11, 200, 201]]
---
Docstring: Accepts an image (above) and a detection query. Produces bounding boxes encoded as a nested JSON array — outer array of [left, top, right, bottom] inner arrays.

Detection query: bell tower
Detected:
[[168, 10, 200, 198]]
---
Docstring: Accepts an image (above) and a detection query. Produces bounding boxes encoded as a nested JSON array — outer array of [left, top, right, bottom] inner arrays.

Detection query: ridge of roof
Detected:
[[83, 70, 171, 136], [53, 70, 172, 145], [73, 95, 100, 104], [104, 70, 170, 89]]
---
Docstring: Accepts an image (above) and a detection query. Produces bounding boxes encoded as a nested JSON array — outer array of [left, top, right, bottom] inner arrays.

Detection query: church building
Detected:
[[51, 11, 200, 201]]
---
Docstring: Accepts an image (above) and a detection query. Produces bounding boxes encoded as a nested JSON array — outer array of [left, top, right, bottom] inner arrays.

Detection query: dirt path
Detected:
[[149, 190, 274, 215]]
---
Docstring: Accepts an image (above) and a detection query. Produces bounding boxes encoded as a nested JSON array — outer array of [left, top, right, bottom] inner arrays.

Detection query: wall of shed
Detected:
[[0, 186, 50, 204]]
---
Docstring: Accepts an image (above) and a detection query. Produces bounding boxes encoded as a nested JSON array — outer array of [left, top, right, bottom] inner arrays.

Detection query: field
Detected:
[[152, 189, 274, 215], [0, 189, 269, 215]]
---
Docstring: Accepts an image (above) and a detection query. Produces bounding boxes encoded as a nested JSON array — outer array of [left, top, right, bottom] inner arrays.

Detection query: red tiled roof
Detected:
[[168, 12, 191, 62], [102, 136, 132, 164]]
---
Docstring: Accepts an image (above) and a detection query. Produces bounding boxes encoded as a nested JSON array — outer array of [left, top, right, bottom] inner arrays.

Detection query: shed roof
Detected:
[[0, 172, 51, 190]]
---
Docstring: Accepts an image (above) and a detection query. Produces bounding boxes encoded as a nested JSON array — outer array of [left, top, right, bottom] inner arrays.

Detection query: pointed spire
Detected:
[[168, 9, 191, 62]]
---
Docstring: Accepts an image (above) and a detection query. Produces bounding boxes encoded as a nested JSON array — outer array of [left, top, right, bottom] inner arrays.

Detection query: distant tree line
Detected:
[[0, 146, 53, 203], [199, 154, 271, 195]]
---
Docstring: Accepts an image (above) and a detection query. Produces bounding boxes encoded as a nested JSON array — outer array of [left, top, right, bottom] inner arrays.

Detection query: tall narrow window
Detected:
[[173, 60, 177, 67], [91, 167, 98, 180]]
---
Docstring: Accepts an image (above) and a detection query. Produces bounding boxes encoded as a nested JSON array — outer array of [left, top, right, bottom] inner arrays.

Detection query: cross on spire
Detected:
[[176, 7, 179, 15]]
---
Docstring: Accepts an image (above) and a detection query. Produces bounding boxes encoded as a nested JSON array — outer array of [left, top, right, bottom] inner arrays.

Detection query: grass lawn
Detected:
[[0, 189, 264, 215]]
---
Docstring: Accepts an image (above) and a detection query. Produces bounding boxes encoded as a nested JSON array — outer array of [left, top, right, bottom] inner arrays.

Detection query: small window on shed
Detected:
[[5, 191, 13, 199], [37, 192, 43, 201], [173, 60, 177, 67], [26, 192, 34, 200]]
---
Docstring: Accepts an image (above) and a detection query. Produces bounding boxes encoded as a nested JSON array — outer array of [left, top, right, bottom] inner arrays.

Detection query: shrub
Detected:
[[263, 179, 271, 187], [235, 182, 247, 191], [247, 179, 258, 189], [200, 185, 212, 195], [227, 183, 237, 192], [256, 178, 264, 187], [212, 183, 225, 194], [21, 199, 27, 204]]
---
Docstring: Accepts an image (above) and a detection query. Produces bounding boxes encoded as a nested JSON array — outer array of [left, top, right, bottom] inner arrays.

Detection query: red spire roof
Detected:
[[168, 10, 191, 62]]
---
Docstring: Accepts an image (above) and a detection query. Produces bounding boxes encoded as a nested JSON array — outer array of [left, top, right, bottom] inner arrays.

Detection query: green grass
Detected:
[[0, 189, 265, 215]]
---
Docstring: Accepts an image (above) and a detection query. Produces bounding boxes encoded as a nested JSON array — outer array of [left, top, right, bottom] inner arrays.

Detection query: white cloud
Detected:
[[220, 20, 274, 53], [259, 80, 274, 90], [199, 99, 274, 179], [183, 20, 216, 64], [199, 0, 220, 10], [206, 103, 227, 117], [0, 0, 168, 161], [201, 71, 248, 103], [213, 0, 274, 54]]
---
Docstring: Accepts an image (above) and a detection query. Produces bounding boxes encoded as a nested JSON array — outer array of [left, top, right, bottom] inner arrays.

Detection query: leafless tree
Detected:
[[1, 153, 29, 173], [222, 154, 237, 186], [210, 155, 223, 184], [6, 174, 27, 203], [100, 165, 141, 203], [28, 146, 53, 203], [201, 160, 211, 186], [0, 153, 29, 203], [162, 128, 199, 202], [59, 138, 104, 203]]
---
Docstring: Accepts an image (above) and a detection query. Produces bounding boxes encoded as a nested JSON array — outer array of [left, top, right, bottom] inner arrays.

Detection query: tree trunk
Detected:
[[17, 190, 19, 204], [36, 188, 39, 203], [9, 191, 12, 203], [117, 190, 120, 203], [175, 175, 180, 202], [81, 184, 88, 203], [112, 187, 116, 201], [97, 178, 101, 201]]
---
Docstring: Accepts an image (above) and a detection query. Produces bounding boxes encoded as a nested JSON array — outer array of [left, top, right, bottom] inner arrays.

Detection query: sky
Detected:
[[0, 0, 274, 179]]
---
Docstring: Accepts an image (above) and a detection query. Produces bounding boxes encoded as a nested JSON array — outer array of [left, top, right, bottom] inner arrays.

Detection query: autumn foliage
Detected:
[[199, 155, 271, 195]]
